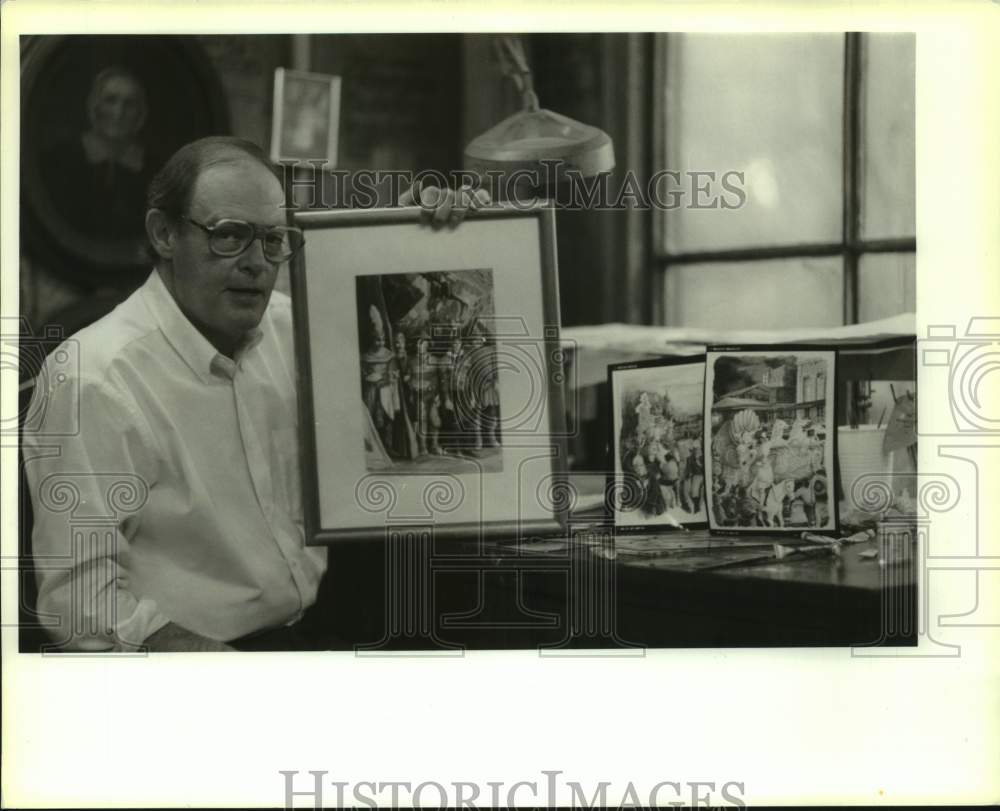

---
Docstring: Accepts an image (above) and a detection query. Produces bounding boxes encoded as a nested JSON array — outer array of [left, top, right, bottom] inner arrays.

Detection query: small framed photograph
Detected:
[[607, 356, 708, 531], [704, 346, 839, 534], [291, 205, 568, 543], [270, 67, 341, 168]]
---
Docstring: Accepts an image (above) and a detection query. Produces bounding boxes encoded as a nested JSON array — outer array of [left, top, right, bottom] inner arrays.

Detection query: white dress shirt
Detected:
[[23, 270, 327, 650]]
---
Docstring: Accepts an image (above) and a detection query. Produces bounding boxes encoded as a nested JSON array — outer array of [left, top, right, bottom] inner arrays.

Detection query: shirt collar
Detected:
[[140, 270, 265, 383]]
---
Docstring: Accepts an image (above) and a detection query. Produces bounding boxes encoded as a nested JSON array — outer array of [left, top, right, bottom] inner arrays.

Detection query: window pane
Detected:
[[860, 33, 916, 240], [664, 257, 844, 329], [662, 33, 844, 253], [857, 252, 916, 322]]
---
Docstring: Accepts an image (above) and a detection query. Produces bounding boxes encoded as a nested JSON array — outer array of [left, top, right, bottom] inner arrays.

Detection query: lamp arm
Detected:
[[494, 35, 540, 112]]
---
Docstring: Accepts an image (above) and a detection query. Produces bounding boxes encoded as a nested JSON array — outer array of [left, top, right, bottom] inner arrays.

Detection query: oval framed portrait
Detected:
[[20, 35, 231, 282]]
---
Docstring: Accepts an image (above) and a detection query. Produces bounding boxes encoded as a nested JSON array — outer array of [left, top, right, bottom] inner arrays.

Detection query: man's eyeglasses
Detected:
[[184, 218, 304, 263]]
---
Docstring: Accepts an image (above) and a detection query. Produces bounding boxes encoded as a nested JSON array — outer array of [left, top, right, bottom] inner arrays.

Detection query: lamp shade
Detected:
[[464, 106, 615, 178]]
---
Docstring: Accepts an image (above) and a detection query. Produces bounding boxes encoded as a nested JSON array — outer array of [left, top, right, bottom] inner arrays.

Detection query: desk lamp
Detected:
[[463, 36, 616, 179]]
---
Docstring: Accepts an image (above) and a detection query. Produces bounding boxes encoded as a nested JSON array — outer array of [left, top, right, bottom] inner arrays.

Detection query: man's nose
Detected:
[[238, 237, 272, 275]]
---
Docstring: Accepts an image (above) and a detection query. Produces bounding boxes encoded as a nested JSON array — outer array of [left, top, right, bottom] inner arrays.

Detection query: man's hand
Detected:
[[400, 183, 491, 227], [143, 622, 235, 652]]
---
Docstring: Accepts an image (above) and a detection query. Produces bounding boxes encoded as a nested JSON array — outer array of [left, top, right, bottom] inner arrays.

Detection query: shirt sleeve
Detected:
[[22, 369, 172, 652]]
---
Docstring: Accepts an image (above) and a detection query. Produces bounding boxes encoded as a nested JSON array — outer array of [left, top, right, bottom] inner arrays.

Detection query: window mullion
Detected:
[[843, 32, 864, 324]]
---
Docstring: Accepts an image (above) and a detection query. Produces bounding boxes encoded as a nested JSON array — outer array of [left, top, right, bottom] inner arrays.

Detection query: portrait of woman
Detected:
[[20, 35, 230, 280], [41, 66, 153, 249]]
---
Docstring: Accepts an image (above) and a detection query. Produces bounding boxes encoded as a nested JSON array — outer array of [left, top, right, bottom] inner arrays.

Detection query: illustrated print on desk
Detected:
[[704, 346, 839, 534], [608, 356, 708, 531]]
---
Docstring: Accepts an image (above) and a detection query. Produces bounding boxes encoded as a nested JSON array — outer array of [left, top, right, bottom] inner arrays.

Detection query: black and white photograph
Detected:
[[608, 357, 707, 529], [6, 8, 998, 808], [355, 269, 503, 473], [705, 348, 838, 533], [15, 29, 920, 648]]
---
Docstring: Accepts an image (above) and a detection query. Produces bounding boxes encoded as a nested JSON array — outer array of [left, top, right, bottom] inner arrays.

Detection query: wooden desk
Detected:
[[316, 524, 917, 651]]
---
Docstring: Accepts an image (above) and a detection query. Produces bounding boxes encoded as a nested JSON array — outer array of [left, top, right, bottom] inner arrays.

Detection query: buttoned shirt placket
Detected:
[[212, 345, 309, 626]]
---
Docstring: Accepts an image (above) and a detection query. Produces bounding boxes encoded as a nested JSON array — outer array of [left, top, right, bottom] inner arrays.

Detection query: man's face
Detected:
[[93, 75, 145, 141], [163, 160, 285, 354]]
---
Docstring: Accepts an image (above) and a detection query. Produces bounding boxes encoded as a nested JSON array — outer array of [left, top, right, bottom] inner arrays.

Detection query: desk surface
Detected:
[[483, 528, 915, 647], [315, 475, 917, 650], [506, 531, 894, 590]]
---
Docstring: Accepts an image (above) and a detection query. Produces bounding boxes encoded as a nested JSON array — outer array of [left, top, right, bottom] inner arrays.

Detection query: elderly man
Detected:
[[23, 135, 484, 651]]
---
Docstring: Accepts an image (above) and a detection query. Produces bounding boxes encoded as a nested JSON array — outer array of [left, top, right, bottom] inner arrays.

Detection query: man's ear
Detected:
[[145, 208, 176, 260]]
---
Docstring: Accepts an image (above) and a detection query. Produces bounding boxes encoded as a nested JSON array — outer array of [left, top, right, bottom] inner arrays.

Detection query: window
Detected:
[[654, 33, 915, 328]]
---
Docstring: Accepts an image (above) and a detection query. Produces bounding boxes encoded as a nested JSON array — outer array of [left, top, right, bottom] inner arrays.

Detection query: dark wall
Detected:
[[312, 34, 462, 175]]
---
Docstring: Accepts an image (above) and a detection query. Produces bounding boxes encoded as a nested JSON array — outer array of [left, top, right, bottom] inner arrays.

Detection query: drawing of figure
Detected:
[[713, 408, 760, 494], [635, 392, 653, 440], [638, 450, 667, 517], [479, 366, 501, 448], [682, 445, 705, 513], [388, 331, 418, 460], [661, 450, 681, 511], [361, 307, 394, 451], [430, 336, 457, 451], [447, 336, 473, 451], [413, 337, 441, 456]]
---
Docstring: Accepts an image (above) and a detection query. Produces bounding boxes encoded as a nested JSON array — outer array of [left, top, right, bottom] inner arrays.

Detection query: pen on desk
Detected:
[[801, 529, 874, 546], [694, 552, 778, 571], [800, 531, 840, 545], [697, 540, 846, 571], [775, 543, 841, 560], [841, 529, 876, 544]]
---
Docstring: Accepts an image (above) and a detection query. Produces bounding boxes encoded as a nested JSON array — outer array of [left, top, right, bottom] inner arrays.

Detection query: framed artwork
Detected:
[[704, 346, 839, 534], [290, 205, 568, 543], [607, 356, 708, 531], [270, 67, 341, 168], [19, 35, 230, 280]]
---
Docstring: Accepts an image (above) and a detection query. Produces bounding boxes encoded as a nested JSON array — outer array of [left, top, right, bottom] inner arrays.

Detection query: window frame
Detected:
[[650, 32, 916, 326]]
